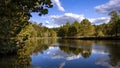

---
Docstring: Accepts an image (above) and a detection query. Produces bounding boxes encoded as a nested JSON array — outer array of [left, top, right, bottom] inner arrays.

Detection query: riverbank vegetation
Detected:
[[0, 0, 53, 40], [57, 11, 120, 39], [0, 0, 54, 55]]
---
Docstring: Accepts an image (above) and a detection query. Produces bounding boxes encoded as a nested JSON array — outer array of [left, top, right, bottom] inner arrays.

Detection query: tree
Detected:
[[0, 0, 53, 16], [94, 24, 106, 37], [72, 21, 80, 32], [17, 23, 37, 42], [80, 19, 95, 36], [109, 11, 120, 37], [32, 23, 43, 37], [68, 26, 77, 36], [63, 22, 71, 36], [58, 27, 67, 37], [50, 30, 57, 37], [0, 0, 53, 55], [57, 22, 71, 37], [0, 0, 53, 39]]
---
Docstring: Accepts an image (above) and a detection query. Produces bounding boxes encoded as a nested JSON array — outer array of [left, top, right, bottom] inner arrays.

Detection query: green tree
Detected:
[[80, 19, 95, 36], [94, 24, 105, 37], [68, 26, 77, 36], [72, 21, 81, 37], [72, 21, 80, 33], [109, 11, 120, 37], [0, 0, 53, 55], [0, 0, 53, 39], [32, 23, 57, 37], [50, 30, 57, 37], [17, 23, 37, 42], [58, 27, 67, 37], [63, 22, 71, 36], [58, 22, 71, 37]]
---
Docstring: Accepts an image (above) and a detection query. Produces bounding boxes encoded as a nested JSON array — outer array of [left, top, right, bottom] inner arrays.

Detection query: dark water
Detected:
[[0, 38, 120, 68]]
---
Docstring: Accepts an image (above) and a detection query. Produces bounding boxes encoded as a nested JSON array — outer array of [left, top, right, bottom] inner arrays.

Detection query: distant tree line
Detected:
[[57, 11, 120, 38], [32, 22, 57, 37], [57, 19, 94, 37]]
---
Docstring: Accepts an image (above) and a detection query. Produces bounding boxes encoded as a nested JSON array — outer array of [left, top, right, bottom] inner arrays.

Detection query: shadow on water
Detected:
[[0, 39, 18, 55], [0, 38, 57, 68], [0, 38, 120, 68]]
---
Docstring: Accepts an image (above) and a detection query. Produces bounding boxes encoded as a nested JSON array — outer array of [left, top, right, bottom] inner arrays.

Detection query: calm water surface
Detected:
[[0, 38, 120, 68]]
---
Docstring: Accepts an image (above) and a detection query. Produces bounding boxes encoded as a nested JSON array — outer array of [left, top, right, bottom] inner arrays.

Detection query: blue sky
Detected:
[[30, 0, 120, 28]]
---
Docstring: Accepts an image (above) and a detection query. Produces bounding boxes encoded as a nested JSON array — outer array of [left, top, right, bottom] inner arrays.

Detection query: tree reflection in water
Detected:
[[16, 38, 57, 68], [59, 46, 92, 58], [58, 39, 93, 58], [58, 40, 120, 67], [0, 38, 57, 68], [0, 38, 120, 68], [107, 41, 120, 67], [0, 39, 18, 55], [95, 41, 120, 68]]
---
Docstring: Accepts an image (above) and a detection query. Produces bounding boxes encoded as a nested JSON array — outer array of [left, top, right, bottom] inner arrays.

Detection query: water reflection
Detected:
[[31, 39, 120, 68], [16, 38, 57, 68], [0, 38, 120, 68], [95, 41, 120, 68], [108, 43, 120, 67], [59, 45, 91, 58], [0, 38, 57, 68], [58, 39, 94, 58], [0, 39, 18, 55]]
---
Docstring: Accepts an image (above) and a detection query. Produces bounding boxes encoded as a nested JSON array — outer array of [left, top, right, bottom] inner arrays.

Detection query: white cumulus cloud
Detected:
[[50, 13, 110, 26], [51, 0, 65, 12], [95, 0, 120, 14], [50, 13, 84, 25], [89, 17, 110, 24]]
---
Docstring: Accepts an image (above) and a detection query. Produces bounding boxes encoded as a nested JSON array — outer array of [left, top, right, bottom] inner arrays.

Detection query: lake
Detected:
[[0, 38, 120, 68]]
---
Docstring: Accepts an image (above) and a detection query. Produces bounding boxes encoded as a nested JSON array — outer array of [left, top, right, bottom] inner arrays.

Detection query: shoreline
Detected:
[[61, 36, 120, 40]]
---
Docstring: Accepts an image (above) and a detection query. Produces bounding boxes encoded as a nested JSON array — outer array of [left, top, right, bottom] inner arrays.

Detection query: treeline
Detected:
[[57, 19, 94, 37], [17, 22, 57, 41], [57, 11, 120, 38], [32, 23, 57, 37]]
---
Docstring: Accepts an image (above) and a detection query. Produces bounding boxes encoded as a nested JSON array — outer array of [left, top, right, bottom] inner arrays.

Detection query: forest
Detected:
[[57, 11, 120, 38], [0, 0, 120, 55], [0, 0, 54, 55]]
